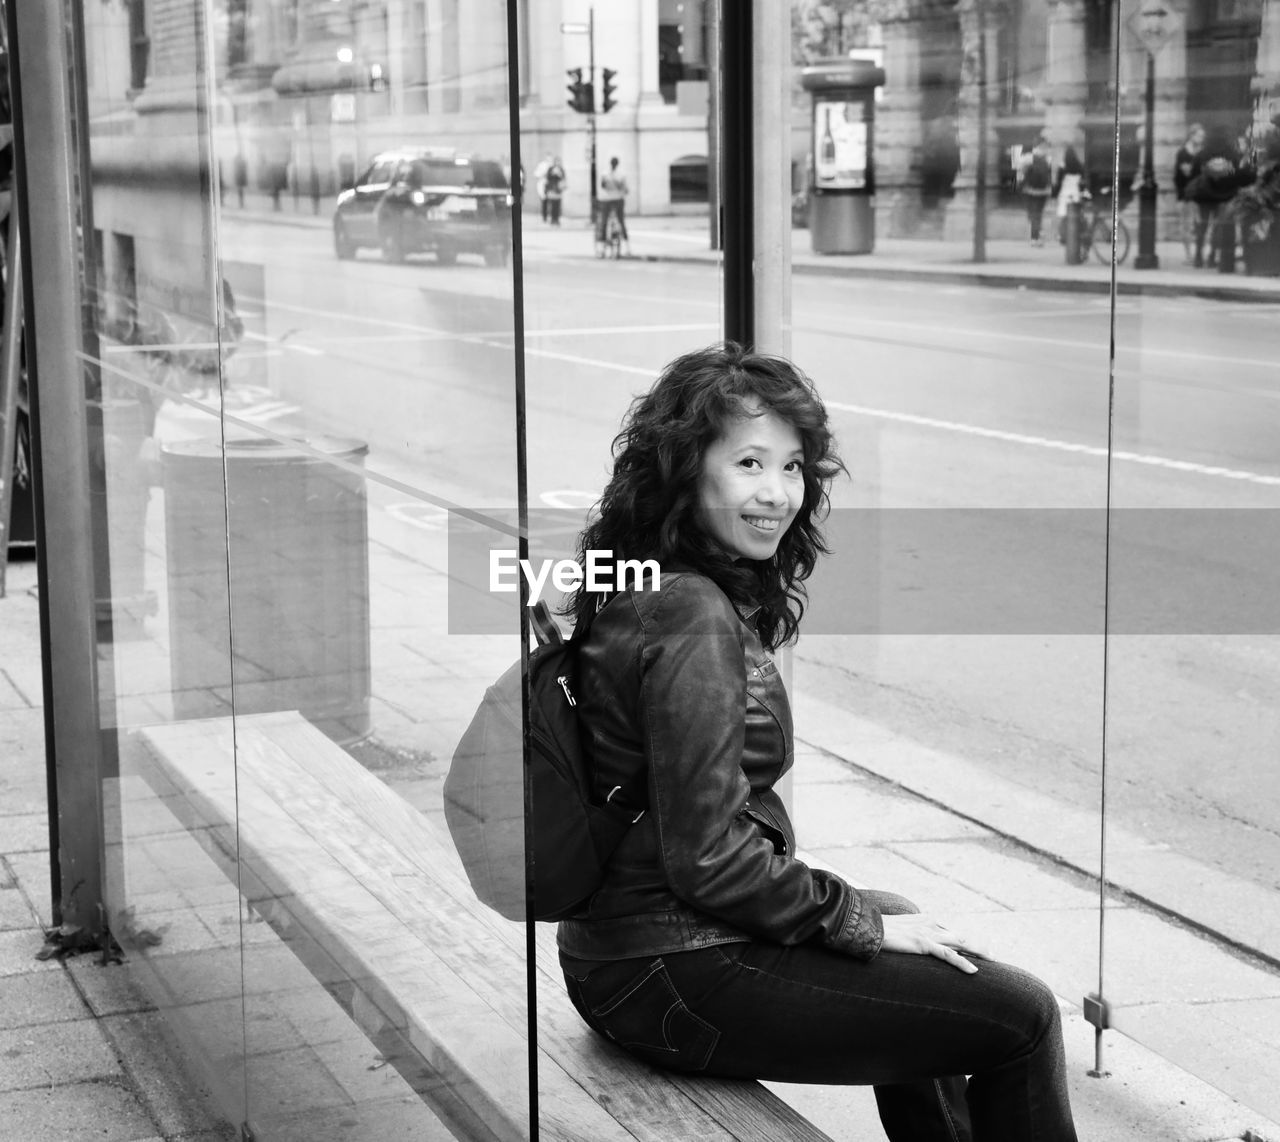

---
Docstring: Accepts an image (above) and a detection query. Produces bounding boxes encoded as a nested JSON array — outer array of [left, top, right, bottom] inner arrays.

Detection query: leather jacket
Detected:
[[556, 571, 884, 961]]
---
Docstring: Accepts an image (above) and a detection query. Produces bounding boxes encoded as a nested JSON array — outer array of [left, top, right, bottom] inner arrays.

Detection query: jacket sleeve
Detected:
[[637, 577, 883, 959]]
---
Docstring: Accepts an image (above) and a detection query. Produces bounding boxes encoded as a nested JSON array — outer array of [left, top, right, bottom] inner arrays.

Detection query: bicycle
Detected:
[[595, 202, 624, 260], [1076, 188, 1131, 265]]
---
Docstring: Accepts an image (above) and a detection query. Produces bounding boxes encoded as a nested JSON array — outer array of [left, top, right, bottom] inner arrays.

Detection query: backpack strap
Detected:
[[530, 600, 563, 647]]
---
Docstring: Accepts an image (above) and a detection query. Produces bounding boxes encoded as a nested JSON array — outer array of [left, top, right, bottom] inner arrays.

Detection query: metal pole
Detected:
[[1135, 50, 1159, 269], [752, 0, 789, 358], [721, 0, 752, 347], [588, 7, 597, 228], [707, 0, 721, 250], [0, 223, 21, 597], [973, 0, 988, 264], [8, 0, 108, 937]]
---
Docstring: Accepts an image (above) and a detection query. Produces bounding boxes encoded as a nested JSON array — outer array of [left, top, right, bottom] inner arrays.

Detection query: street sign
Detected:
[[331, 93, 356, 123], [560, 21, 588, 33], [1127, 0, 1183, 55]]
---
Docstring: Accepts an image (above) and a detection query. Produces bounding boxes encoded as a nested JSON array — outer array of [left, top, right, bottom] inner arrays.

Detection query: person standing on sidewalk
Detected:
[[544, 156, 566, 227], [1017, 133, 1054, 246], [557, 342, 1080, 1142], [596, 156, 630, 256], [1186, 125, 1242, 268], [1053, 144, 1087, 247], [1173, 124, 1205, 263], [533, 153, 553, 223]]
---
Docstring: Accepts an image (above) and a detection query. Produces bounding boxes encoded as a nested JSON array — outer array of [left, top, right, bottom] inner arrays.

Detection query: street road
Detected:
[[198, 217, 1280, 945]]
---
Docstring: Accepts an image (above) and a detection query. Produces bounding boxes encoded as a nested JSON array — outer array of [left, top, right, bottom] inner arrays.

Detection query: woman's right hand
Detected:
[[880, 914, 987, 974]]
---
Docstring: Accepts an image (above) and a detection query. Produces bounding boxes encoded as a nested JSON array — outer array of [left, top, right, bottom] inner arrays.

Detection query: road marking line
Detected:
[[824, 400, 1280, 487], [522, 323, 718, 338], [523, 346, 656, 377], [801, 315, 1280, 372]]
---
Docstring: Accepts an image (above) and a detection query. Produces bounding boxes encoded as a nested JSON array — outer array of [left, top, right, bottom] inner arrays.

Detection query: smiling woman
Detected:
[[554, 342, 1081, 1142]]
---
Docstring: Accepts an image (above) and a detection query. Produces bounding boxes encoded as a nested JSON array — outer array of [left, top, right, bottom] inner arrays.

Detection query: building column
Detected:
[[457, 0, 506, 113], [871, 0, 928, 237], [944, 0, 1007, 243], [1153, 18, 1190, 241], [1044, 0, 1088, 149], [1254, 0, 1280, 133], [639, 0, 664, 104]]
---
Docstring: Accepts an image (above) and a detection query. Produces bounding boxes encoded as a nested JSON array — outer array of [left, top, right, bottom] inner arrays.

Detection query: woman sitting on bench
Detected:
[[557, 342, 1078, 1141]]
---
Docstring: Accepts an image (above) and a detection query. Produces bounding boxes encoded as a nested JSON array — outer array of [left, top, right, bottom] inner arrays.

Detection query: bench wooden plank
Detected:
[[237, 713, 834, 1142], [137, 712, 834, 1142]]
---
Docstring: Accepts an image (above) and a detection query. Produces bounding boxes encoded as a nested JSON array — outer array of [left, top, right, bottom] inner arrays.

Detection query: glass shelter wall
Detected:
[[784, 0, 1280, 1127], [15, 0, 1280, 1137], [66, 0, 528, 1137]]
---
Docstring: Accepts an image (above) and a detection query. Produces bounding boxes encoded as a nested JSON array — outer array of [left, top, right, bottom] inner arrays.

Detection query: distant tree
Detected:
[[791, 0, 874, 65]]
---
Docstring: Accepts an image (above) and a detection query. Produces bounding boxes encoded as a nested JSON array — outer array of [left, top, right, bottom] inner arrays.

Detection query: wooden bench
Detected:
[[137, 710, 834, 1142]]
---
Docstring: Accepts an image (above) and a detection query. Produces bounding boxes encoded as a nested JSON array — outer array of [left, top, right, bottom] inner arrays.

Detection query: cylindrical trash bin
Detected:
[[810, 193, 875, 255], [162, 436, 371, 745], [1063, 201, 1083, 265]]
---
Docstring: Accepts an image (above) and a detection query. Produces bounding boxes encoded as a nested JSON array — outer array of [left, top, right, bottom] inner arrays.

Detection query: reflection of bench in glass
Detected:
[[136, 710, 834, 1141]]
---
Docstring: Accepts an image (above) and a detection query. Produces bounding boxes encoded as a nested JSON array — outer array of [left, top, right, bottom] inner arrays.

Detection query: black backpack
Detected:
[[1024, 152, 1052, 191], [443, 600, 647, 922]]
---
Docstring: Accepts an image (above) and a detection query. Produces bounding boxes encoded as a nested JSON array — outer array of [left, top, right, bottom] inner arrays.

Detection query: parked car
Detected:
[[333, 148, 513, 267]]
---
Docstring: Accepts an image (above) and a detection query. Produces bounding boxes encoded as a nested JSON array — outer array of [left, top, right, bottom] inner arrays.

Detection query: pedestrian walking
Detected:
[[544, 156, 566, 227], [596, 156, 630, 256], [1017, 132, 1054, 246], [557, 342, 1080, 1142], [1173, 123, 1205, 263], [1185, 125, 1242, 268], [1054, 144, 1087, 246], [534, 152, 553, 223]]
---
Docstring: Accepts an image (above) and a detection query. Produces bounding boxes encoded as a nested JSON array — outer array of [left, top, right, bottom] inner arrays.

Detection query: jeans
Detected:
[[561, 892, 1077, 1142], [1024, 194, 1048, 241]]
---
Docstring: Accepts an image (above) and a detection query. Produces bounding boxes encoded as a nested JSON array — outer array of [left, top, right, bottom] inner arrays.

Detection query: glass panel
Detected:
[[75, 0, 249, 1126], [518, 0, 724, 1129], [206, 2, 528, 1138], [782, 0, 1114, 1126], [1101, 0, 1280, 1121]]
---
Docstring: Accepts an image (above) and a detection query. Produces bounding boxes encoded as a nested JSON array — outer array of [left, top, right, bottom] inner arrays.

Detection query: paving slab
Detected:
[[0, 1081, 159, 1142], [793, 777, 987, 847], [888, 837, 1103, 912], [0, 882, 37, 929], [805, 842, 1006, 915], [1113, 1000, 1280, 1127], [0, 1019, 123, 1090], [100, 1009, 240, 1139], [0, 927, 60, 979], [0, 970, 88, 1028], [65, 957, 158, 1018]]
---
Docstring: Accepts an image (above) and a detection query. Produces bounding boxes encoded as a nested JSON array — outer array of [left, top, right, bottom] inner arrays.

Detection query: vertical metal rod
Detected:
[[9, 0, 107, 936], [751, 0, 790, 359], [588, 7, 597, 227], [721, 0, 753, 347], [0, 223, 20, 596]]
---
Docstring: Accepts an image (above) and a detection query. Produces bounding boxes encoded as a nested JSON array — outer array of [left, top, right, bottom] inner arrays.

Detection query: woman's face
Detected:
[[697, 406, 805, 561]]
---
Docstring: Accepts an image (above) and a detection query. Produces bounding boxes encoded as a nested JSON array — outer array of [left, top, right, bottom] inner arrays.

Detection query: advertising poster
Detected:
[[813, 98, 868, 190]]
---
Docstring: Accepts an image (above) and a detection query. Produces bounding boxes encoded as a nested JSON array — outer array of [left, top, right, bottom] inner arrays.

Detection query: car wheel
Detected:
[[333, 219, 356, 260], [381, 223, 406, 264], [483, 244, 509, 268], [435, 246, 457, 267]]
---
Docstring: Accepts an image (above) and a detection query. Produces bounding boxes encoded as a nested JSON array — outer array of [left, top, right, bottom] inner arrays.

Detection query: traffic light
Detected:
[[601, 68, 618, 113], [566, 68, 593, 114]]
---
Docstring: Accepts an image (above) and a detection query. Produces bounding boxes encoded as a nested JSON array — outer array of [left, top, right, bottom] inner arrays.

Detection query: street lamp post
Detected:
[[1135, 48, 1159, 269], [1129, 1, 1181, 271]]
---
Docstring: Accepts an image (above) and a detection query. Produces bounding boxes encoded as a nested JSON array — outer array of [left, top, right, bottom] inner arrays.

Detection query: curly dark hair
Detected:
[[566, 342, 845, 650]]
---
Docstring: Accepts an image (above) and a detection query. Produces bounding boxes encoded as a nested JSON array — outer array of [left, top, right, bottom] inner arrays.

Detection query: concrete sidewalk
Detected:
[[227, 188, 1280, 302], [5, 539, 1280, 1140]]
